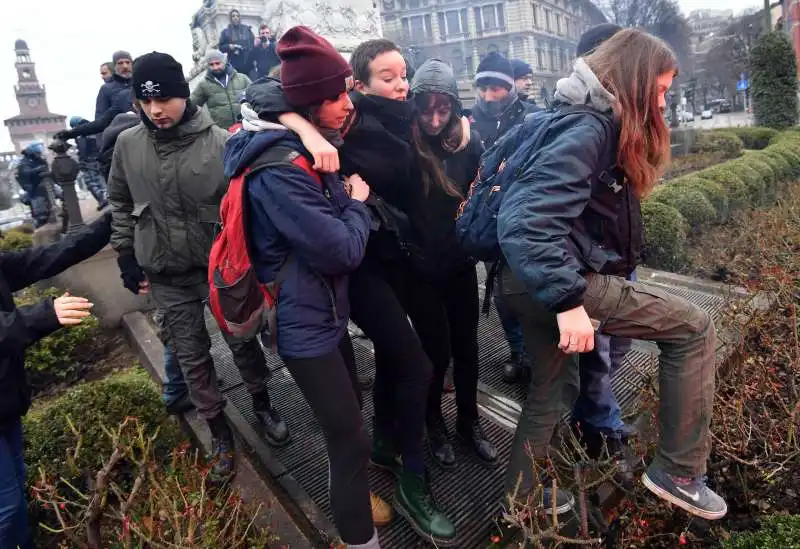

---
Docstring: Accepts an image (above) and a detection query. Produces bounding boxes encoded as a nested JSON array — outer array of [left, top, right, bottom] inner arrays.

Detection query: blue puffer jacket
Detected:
[[223, 127, 372, 359]]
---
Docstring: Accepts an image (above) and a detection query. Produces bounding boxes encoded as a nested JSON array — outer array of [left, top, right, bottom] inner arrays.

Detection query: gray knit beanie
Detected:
[[204, 49, 227, 66], [112, 50, 132, 63]]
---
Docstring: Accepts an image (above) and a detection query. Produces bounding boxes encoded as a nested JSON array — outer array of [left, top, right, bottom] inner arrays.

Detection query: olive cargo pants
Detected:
[[498, 267, 717, 498]]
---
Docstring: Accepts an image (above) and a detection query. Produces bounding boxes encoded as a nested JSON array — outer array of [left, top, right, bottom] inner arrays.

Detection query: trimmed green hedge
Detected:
[[696, 164, 750, 211], [24, 368, 182, 484], [641, 201, 689, 272], [670, 176, 729, 223], [643, 129, 800, 270], [713, 127, 779, 150], [0, 227, 34, 251], [648, 184, 716, 230], [13, 287, 100, 394], [691, 131, 743, 159]]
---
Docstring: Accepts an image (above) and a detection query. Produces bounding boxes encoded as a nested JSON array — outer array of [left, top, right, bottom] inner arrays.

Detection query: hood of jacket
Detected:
[[554, 58, 616, 113], [100, 112, 140, 153], [223, 124, 302, 179], [411, 59, 460, 103]]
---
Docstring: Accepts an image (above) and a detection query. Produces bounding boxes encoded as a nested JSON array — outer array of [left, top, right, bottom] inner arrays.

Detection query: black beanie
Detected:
[[510, 59, 533, 79], [132, 52, 190, 100], [577, 23, 623, 56], [475, 52, 514, 91]]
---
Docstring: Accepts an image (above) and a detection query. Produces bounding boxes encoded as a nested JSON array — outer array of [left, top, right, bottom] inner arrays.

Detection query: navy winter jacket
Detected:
[[16, 153, 48, 194], [497, 107, 640, 313], [223, 128, 371, 359], [95, 74, 133, 121]]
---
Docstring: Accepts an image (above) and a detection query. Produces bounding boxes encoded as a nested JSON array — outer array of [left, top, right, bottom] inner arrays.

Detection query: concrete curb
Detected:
[[121, 310, 333, 548]]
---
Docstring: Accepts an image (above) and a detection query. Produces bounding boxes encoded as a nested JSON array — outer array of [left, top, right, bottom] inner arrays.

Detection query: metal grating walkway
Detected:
[[200, 268, 727, 548]]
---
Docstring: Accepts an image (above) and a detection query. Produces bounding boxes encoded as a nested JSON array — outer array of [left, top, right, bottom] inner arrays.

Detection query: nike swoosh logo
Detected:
[[676, 486, 700, 502]]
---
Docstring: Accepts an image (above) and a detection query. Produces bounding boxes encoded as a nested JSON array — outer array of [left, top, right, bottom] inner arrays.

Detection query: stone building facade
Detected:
[[3, 40, 66, 154], [379, 0, 606, 103]]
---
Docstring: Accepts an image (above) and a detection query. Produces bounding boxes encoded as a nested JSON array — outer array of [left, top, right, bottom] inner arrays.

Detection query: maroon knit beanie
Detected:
[[277, 26, 353, 107]]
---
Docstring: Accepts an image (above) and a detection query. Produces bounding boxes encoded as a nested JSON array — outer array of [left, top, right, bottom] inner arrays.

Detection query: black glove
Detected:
[[54, 130, 74, 141], [117, 252, 146, 295]]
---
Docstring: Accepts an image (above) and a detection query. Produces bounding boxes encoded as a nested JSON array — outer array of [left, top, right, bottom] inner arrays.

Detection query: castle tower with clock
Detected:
[[3, 39, 66, 154]]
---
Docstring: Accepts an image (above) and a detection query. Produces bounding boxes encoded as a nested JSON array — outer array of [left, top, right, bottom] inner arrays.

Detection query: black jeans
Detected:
[[284, 335, 373, 545], [406, 265, 480, 423], [349, 259, 433, 461]]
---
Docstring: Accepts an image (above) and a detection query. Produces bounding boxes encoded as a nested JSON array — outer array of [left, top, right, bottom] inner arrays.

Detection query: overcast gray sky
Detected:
[[0, 0, 764, 151]]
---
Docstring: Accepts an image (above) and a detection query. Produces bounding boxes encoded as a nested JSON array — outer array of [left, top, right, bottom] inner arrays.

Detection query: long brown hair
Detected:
[[583, 29, 677, 197], [412, 92, 463, 199]]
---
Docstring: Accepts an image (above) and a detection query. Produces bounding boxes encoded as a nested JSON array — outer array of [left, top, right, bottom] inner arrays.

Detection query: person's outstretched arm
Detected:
[[0, 213, 111, 294]]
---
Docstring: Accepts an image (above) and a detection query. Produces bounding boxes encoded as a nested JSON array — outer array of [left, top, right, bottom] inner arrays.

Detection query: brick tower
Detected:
[[3, 39, 66, 153]]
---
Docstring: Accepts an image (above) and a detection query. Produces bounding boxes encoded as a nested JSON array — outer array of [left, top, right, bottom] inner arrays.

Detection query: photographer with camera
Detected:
[[218, 9, 255, 74], [247, 24, 280, 81]]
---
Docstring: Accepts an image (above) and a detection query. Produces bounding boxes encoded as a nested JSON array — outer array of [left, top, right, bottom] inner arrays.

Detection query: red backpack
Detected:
[[208, 145, 322, 349]]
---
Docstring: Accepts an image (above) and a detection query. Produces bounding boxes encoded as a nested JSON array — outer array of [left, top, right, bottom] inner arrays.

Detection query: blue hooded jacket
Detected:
[[223, 127, 371, 359], [69, 117, 100, 163]]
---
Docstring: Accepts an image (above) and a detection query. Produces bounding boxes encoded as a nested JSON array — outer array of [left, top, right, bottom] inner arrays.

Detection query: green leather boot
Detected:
[[370, 420, 402, 477], [394, 469, 457, 546]]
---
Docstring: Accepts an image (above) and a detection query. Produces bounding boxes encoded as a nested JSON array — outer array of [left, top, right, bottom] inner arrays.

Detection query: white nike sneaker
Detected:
[[642, 464, 727, 520]]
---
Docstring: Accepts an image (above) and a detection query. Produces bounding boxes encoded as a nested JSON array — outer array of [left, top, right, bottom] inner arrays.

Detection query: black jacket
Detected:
[[247, 40, 280, 80], [219, 24, 255, 74], [0, 215, 111, 428], [471, 96, 540, 150], [408, 59, 483, 278], [98, 112, 139, 180], [496, 106, 642, 313], [245, 79, 420, 263]]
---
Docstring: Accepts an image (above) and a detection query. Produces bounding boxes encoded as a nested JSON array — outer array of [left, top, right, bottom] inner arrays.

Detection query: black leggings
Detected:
[[284, 335, 373, 545], [406, 266, 480, 422], [349, 259, 433, 461]]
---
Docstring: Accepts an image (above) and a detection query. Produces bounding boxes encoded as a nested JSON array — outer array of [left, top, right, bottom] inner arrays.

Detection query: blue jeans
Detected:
[[0, 419, 31, 549], [572, 271, 637, 435], [162, 344, 189, 405]]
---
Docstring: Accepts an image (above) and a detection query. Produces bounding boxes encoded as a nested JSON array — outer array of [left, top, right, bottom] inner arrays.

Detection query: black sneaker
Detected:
[[456, 418, 498, 464], [207, 414, 235, 485], [253, 393, 291, 447], [164, 393, 194, 415], [427, 416, 456, 469], [642, 464, 727, 520], [573, 424, 636, 491]]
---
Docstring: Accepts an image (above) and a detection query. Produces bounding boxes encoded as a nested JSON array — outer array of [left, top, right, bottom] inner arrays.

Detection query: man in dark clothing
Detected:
[[0, 212, 112, 549], [56, 51, 134, 142], [471, 52, 540, 149], [470, 52, 540, 383], [69, 117, 108, 210], [108, 52, 288, 483], [511, 58, 534, 103], [218, 9, 255, 74], [101, 62, 114, 82], [16, 142, 52, 228], [95, 51, 133, 120], [246, 24, 280, 80]]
